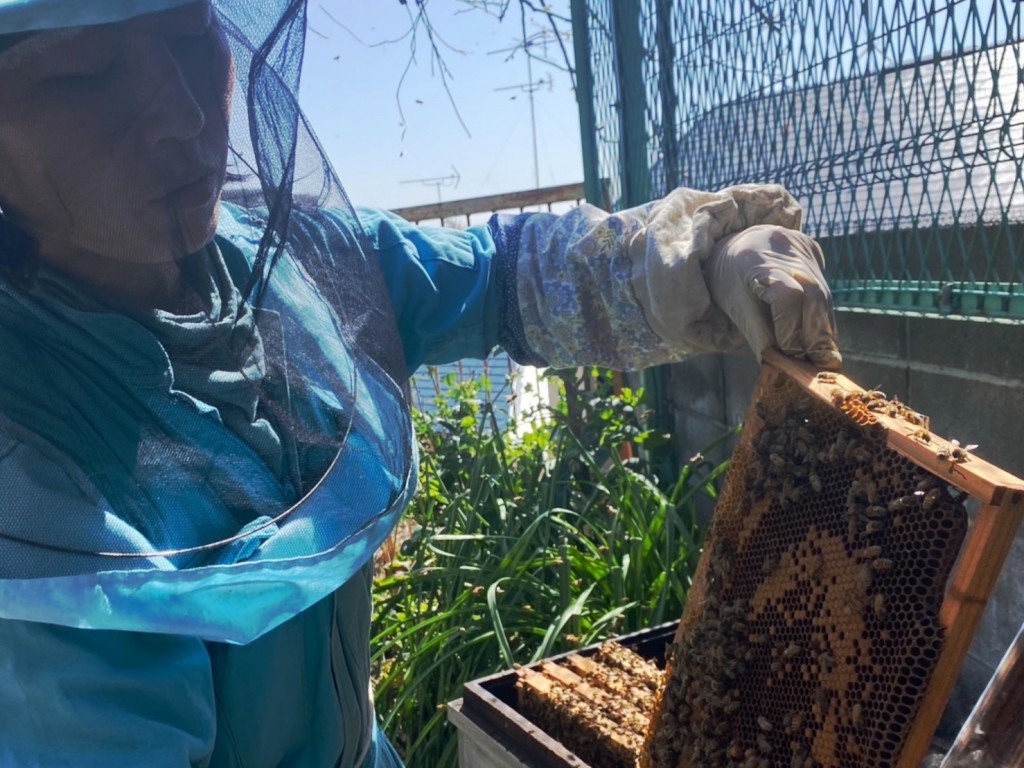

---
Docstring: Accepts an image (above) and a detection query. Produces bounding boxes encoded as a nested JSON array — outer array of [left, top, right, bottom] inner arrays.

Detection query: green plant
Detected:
[[372, 368, 734, 768]]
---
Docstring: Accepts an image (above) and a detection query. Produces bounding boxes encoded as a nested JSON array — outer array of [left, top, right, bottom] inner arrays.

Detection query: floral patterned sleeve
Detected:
[[489, 184, 804, 371], [490, 205, 683, 370]]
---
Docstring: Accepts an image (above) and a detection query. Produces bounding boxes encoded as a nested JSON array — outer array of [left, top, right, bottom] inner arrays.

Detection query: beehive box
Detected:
[[642, 351, 1024, 768]]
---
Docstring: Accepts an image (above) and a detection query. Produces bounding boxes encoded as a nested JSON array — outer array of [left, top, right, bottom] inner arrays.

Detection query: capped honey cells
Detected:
[[641, 370, 968, 768]]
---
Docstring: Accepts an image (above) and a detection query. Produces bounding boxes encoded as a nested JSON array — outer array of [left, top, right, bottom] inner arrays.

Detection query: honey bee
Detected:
[[922, 487, 943, 511], [938, 439, 978, 467], [888, 495, 920, 511], [910, 428, 932, 443], [806, 554, 823, 577], [902, 409, 931, 430], [850, 445, 874, 463], [757, 715, 773, 732], [851, 703, 864, 728], [872, 593, 887, 619], [816, 372, 839, 384]]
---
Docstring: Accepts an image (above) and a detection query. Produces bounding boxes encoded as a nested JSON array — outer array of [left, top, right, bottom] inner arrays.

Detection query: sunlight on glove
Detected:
[[704, 224, 843, 369]]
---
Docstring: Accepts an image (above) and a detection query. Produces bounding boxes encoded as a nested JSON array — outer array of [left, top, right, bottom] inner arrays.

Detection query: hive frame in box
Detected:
[[453, 623, 679, 768], [652, 349, 1024, 768]]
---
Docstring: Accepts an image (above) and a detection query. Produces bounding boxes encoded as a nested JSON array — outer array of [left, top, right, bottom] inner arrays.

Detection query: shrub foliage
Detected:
[[372, 368, 732, 767]]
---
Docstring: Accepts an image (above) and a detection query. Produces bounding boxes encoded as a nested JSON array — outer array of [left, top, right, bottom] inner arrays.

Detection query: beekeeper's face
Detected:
[[0, 1, 232, 269]]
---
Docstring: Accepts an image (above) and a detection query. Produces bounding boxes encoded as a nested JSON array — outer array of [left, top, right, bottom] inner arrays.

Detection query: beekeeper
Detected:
[[0, 1, 840, 765]]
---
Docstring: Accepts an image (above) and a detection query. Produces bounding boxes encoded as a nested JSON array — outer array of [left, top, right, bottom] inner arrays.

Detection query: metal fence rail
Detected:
[[571, 0, 1024, 319]]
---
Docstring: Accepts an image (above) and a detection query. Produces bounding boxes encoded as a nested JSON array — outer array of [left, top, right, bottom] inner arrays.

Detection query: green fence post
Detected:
[[611, 0, 650, 208], [569, 0, 604, 208]]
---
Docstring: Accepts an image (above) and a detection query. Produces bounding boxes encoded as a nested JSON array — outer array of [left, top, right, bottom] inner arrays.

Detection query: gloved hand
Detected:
[[703, 224, 842, 369]]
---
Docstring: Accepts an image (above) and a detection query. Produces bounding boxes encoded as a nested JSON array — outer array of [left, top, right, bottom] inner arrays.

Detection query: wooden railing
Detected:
[[392, 182, 589, 227]]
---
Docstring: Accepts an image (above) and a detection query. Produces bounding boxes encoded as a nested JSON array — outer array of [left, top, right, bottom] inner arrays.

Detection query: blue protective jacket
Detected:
[[0, 206, 522, 768]]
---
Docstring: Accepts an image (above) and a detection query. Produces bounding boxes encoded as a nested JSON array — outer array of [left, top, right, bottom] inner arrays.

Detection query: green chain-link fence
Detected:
[[570, 0, 1024, 319]]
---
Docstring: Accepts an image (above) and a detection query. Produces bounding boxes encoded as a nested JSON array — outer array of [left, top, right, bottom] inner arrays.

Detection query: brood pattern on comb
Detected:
[[643, 370, 968, 768]]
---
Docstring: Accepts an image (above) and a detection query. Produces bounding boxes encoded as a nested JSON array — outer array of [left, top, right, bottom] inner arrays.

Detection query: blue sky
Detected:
[[298, 2, 584, 210]]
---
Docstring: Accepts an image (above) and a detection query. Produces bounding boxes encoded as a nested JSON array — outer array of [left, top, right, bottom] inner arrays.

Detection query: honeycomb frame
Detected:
[[642, 350, 1024, 768]]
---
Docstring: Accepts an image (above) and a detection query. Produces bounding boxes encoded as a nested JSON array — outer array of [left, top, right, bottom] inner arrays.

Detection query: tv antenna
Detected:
[[400, 166, 461, 204], [491, 22, 556, 190]]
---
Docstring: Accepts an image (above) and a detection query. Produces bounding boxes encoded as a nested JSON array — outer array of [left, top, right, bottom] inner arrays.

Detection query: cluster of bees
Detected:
[[819, 372, 976, 467], [638, 374, 968, 768]]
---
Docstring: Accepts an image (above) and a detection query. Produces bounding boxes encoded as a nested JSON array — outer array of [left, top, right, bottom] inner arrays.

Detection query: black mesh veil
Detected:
[[0, 0, 415, 642]]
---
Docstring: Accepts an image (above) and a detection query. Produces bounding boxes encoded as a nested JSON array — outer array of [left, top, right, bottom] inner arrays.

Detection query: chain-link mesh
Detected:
[[576, 0, 1024, 319], [585, 0, 624, 211]]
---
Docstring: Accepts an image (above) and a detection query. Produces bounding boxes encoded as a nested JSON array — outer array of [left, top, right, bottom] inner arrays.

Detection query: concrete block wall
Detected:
[[663, 309, 1024, 737]]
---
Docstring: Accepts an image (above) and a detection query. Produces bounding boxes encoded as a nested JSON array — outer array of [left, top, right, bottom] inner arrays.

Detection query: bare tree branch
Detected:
[[318, 2, 473, 139]]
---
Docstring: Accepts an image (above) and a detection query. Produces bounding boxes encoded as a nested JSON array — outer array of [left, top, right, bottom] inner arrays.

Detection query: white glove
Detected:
[[703, 224, 842, 369]]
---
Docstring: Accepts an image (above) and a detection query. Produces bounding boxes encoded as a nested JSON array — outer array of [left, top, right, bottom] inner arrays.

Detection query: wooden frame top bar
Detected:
[[763, 349, 1024, 505]]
